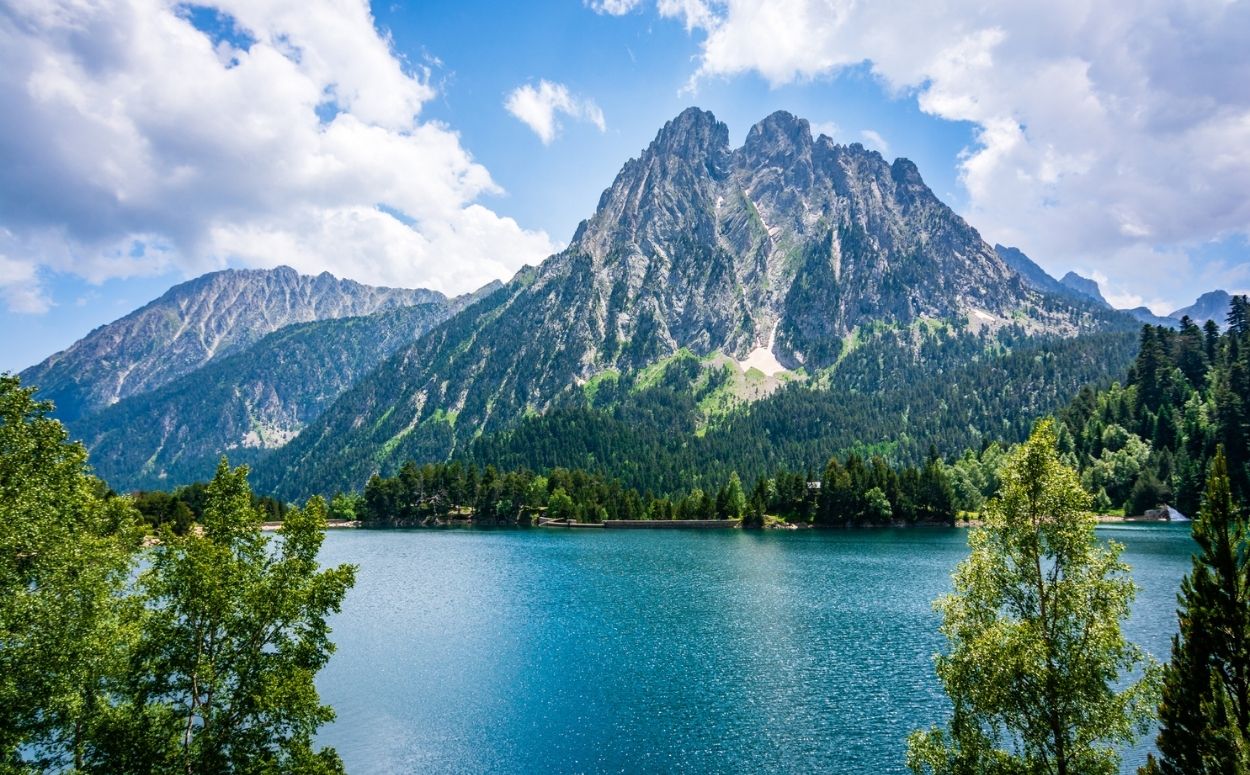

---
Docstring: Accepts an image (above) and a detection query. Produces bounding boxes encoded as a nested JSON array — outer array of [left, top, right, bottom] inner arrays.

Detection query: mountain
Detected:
[[992, 244, 1187, 328], [1059, 272, 1109, 307], [1171, 290, 1232, 325], [254, 108, 1132, 498], [72, 285, 498, 491], [993, 245, 1118, 312], [1125, 306, 1180, 328], [994, 244, 1075, 299], [20, 266, 442, 421]]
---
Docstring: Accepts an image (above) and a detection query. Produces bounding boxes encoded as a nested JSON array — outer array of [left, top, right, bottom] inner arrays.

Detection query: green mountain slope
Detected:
[[72, 299, 472, 491], [253, 108, 1137, 499], [463, 327, 1141, 496]]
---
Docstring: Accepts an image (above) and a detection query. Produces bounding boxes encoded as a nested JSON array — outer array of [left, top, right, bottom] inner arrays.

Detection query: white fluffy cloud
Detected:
[[651, 0, 1250, 310], [0, 0, 559, 309], [586, 0, 642, 15], [859, 129, 889, 155], [0, 250, 50, 314], [505, 80, 607, 145]]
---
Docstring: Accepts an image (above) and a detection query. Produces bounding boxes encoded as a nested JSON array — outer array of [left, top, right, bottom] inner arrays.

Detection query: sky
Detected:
[[2, 0, 1249, 373]]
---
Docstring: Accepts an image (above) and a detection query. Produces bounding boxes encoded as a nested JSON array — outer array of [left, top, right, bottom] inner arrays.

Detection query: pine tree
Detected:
[[718, 471, 746, 520], [1144, 448, 1250, 774]]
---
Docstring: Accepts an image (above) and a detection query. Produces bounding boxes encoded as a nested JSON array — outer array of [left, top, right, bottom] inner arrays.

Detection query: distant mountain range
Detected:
[[994, 244, 1229, 328], [71, 288, 498, 490], [20, 267, 443, 421], [1170, 290, 1233, 324], [12, 108, 1237, 497]]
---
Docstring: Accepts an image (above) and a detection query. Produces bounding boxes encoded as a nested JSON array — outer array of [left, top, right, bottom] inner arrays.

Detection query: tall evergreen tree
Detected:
[[1144, 448, 1250, 774], [717, 471, 746, 520]]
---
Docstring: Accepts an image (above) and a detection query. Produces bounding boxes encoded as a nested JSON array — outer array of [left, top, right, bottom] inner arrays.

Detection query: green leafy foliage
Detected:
[[1, 374, 355, 773], [130, 481, 289, 534], [908, 420, 1160, 775], [94, 461, 357, 773], [0, 375, 139, 771]]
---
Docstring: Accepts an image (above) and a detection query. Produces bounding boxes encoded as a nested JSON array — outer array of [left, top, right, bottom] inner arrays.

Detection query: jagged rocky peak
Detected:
[[20, 266, 443, 421], [741, 110, 814, 163], [542, 107, 1089, 377], [574, 108, 732, 261], [652, 106, 730, 162], [890, 157, 926, 189]]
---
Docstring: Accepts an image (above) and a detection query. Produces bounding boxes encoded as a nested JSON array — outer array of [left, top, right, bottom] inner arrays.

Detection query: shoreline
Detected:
[[260, 520, 360, 532], [257, 514, 1177, 533]]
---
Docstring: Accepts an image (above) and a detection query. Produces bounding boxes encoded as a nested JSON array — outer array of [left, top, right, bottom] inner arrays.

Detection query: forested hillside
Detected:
[[464, 325, 1140, 498], [1057, 296, 1250, 515]]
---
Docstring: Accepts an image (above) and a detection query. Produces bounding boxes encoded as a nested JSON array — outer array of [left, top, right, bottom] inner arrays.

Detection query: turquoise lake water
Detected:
[[315, 524, 1194, 774]]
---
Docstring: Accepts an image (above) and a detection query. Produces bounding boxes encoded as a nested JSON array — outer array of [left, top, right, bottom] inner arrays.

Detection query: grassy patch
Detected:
[[582, 369, 620, 405], [631, 348, 698, 392]]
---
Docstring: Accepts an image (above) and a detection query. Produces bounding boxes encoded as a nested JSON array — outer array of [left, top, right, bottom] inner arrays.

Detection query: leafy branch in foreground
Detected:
[[95, 460, 357, 774], [907, 419, 1160, 775], [0, 375, 139, 772], [1, 375, 356, 774]]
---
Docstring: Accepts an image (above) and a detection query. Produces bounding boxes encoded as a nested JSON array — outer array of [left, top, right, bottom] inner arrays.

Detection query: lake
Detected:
[[315, 524, 1194, 774]]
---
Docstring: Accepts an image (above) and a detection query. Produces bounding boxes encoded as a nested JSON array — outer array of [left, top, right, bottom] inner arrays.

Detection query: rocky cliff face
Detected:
[[1060, 272, 1109, 307], [20, 266, 443, 421], [256, 108, 1127, 496], [1171, 290, 1232, 326], [565, 109, 1102, 371], [73, 299, 476, 491]]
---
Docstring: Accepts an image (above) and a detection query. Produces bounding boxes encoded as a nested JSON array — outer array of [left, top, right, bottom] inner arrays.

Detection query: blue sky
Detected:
[[2, 0, 1248, 373]]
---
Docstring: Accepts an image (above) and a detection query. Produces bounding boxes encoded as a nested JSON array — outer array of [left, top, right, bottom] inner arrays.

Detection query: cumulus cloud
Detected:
[[648, 0, 1250, 310], [859, 129, 889, 155], [656, 0, 716, 31], [0, 252, 50, 314], [586, 0, 642, 15], [0, 0, 559, 311], [505, 80, 607, 145]]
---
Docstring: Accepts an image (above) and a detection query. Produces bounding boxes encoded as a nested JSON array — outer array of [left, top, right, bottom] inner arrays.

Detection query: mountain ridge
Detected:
[[19, 266, 443, 421], [1171, 290, 1232, 325], [252, 108, 1134, 498]]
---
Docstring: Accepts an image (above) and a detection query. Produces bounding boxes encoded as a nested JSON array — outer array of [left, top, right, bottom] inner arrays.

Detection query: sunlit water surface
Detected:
[[315, 524, 1193, 774]]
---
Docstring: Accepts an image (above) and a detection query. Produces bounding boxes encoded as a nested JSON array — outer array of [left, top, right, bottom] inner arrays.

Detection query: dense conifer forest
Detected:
[[464, 325, 1141, 498], [1057, 296, 1250, 516], [131, 295, 1249, 528]]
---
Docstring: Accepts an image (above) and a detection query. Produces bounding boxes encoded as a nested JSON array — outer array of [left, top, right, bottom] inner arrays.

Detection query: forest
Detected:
[[464, 325, 1141, 497], [351, 445, 955, 527], [1056, 299, 1250, 516], [129, 296, 1250, 530]]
